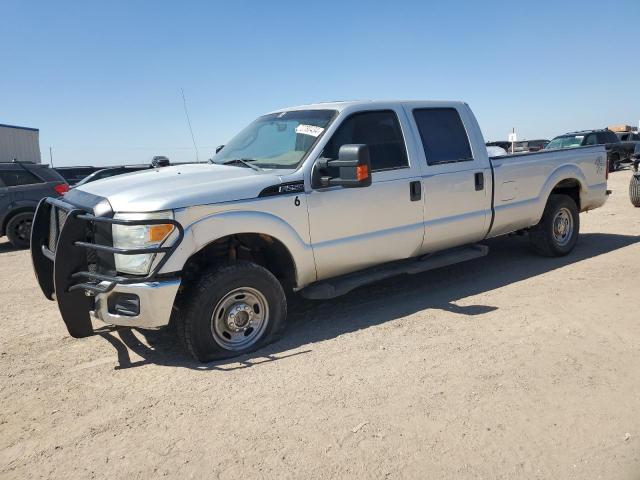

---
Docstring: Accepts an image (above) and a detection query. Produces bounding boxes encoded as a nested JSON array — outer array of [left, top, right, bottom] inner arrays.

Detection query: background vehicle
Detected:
[[31, 100, 608, 362], [486, 141, 511, 151], [545, 129, 627, 172], [487, 139, 549, 154], [0, 161, 68, 248], [523, 139, 549, 152], [616, 132, 640, 142], [54, 166, 101, 185], [631, 144, 640, 172], [72, 164, 153, 187], [630, 172, 640, 207]]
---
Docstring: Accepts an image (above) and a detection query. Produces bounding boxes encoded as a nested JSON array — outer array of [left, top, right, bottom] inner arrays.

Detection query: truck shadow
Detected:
[[100, 232, 640, 370]]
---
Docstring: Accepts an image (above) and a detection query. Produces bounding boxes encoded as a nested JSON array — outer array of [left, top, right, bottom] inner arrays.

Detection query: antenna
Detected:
[[181, 88, 200, 163]]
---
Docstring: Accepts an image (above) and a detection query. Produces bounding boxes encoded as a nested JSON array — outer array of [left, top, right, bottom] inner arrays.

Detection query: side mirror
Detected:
[[215, 145, 225, 154], [314, 144, 372, 189]]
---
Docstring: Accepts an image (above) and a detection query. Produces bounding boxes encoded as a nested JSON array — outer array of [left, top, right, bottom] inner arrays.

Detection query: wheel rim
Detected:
[[210, 287, 269, 351], [14, 219, 32, 242], [552, 207, 573, 247]]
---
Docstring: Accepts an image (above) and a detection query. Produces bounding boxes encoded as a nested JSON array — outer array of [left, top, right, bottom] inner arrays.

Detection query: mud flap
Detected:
[[53, 210, 94, 338]]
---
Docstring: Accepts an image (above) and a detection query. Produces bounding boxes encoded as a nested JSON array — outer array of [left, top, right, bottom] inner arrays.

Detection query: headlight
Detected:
[[112, 211, 175, 275]]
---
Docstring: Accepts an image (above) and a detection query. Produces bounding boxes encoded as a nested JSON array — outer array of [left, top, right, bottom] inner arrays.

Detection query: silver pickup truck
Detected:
[[31, 101, 608, 361]]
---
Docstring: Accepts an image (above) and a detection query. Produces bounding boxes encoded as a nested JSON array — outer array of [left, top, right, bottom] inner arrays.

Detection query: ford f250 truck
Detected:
[[30, 101, 608, 361]]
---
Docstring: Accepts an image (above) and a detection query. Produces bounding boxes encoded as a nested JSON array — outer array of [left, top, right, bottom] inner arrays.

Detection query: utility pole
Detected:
[[49, 146, 54, 167]]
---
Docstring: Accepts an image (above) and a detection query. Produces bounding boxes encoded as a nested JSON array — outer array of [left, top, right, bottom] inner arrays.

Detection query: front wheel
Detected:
[[529, 194, 580, 257], [177, 261, 287, 362]]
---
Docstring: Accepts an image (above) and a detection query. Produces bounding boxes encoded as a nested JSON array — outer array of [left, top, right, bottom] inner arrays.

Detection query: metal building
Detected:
[[0, 123, 41, 163]]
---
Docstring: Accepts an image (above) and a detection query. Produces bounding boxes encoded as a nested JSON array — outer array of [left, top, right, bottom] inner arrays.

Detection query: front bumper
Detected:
[[30, 196, 184, 337], [92, 279, 180, 328]]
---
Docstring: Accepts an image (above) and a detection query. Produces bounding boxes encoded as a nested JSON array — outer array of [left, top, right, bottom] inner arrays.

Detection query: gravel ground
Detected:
[[1, 170, 640, 479]]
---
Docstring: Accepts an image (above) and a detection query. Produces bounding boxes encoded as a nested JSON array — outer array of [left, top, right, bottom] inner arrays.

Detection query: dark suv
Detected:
[[545, 129, 627, 172], [0, 162, 69, 248]]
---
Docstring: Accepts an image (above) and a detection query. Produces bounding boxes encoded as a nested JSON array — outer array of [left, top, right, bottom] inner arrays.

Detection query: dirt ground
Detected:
[[1, 171, 640, 479]]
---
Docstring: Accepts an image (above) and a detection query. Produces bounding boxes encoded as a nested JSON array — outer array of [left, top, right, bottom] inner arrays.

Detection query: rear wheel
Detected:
[[630, 174, 640, 208], [177, 261, 287, 362], [6, 212, 34, 249], [529, 194, 580, 257]]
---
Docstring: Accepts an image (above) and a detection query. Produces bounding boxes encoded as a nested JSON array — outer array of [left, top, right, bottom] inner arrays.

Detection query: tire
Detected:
[[5, 212, 34, 249], [609, 154, 620, 172], [177, 261, 287, 362], [529, 194, 580, 257], [630, 174, 640, 208]]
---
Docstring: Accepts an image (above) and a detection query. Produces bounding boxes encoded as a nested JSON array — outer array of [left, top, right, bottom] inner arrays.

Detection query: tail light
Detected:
[[54, 183, 70, 195]]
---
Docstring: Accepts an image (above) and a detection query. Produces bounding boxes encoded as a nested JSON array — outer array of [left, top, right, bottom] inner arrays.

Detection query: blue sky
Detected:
[[2, 0, 639, 166]]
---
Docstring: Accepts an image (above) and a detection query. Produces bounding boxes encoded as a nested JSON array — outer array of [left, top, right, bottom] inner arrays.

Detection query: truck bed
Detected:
[[488, 145, 608, 238]]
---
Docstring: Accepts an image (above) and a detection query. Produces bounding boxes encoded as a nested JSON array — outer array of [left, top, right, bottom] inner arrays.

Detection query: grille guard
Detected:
[[30, 197, 184, 338]]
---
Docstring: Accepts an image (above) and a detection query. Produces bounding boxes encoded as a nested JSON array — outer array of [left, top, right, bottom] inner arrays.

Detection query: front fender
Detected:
[[159, 210, 317, 288]]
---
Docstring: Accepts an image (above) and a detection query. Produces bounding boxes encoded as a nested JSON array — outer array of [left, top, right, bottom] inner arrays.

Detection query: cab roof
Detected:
[[268, 100, 466, 114]]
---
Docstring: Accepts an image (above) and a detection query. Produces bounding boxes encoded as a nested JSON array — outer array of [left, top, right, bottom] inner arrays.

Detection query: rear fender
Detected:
[[532, 164, 588, 224]]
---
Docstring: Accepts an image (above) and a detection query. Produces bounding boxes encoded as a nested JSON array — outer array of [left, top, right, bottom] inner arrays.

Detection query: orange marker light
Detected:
[[149, 224, 174, 242], [356, 164, 369, 181]]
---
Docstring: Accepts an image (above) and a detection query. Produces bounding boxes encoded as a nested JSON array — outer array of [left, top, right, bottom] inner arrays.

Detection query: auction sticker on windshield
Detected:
[[295, 124, 324, 137]]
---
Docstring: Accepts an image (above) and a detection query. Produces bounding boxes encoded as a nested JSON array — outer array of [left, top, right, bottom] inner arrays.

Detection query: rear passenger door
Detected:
[[407, 106, 492, 253]]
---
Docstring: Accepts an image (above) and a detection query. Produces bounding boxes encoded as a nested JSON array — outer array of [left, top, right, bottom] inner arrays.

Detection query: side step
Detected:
[[300, 244, 489, 300]]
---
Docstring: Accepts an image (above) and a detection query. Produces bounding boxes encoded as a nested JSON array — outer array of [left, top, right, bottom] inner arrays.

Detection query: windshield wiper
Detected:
[[220, 158, 262, 172]]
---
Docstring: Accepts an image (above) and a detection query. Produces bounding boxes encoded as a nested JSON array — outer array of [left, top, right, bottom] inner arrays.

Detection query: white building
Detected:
[[0, 123, 41, 163]]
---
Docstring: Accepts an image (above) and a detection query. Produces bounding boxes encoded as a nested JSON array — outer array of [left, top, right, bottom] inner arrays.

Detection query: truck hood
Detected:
[[71, 163, 286, 212]]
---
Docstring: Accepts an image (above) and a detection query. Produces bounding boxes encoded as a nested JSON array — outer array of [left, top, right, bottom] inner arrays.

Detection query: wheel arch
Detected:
[[160, 210, 317, 289]]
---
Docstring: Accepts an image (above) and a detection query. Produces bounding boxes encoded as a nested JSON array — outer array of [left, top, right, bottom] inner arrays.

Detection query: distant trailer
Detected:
[[0, 123, 41, 163]]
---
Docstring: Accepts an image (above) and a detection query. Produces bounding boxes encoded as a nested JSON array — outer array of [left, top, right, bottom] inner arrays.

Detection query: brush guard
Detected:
[[30, 197, 183, 338]]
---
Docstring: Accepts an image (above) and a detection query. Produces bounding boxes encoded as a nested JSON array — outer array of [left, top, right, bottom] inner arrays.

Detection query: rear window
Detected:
[[412, 108, 473, 165], [0, 169, 42, 187]]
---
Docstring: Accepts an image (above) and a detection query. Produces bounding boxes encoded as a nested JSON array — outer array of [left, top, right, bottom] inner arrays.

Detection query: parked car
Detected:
[[54, 166, 101, 185], [0, 161, 69, 248], [30, 100, 608, 361], [486, 141, 511, 151], [73, 165, 153, 187], [523, 139, 550, 152], [631, 143, 640, 172], [545, 129, 627, 172], [487, 140, 549, 154], [616, 131, 640, 142], [486, 146, 508, 157]]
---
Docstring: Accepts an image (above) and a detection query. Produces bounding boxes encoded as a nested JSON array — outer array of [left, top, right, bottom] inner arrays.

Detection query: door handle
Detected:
[[474, 172, 484, 191], [409, 181, 421, 201]]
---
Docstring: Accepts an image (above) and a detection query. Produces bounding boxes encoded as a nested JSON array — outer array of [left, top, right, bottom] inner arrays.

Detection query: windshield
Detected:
[[211, 109, 336, 170], [546, 135, 584, 149]]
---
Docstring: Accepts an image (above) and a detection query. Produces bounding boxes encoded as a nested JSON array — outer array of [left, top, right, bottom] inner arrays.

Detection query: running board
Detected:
[[300, 244, 489, 300]]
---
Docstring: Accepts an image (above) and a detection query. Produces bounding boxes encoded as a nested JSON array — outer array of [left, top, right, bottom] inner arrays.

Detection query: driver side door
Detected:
[[306, 109, 425, 280]]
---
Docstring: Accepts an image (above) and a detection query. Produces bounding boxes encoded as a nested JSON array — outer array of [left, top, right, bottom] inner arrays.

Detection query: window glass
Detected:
[[322, 110, 408, 171], [546, 135, 584, 149], [0, 170, 41, 187], [412, 108, 473, 165], [606, 131, 619, 143], [585, 134, 598, 145]]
